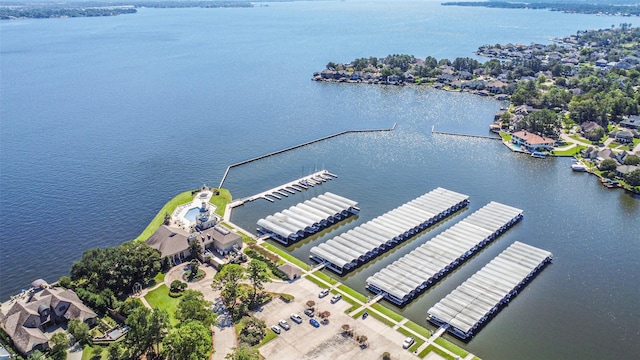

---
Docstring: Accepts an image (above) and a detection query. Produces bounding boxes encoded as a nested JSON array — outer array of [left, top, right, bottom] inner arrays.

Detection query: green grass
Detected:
[[261, 243, 311, 270], [144, 284, 181, 325], [569, 134, 592, 145], [552, 144, 586, 156], [419, 345, 455, 360], [154, 272, 166, 284], [499, 131, 511, 142], [81, 345, 106, 360], [208, 188, 232, 217], [367, 309, 396, 327], [351, 308, 366, 318], [345, 303, 361, 314], [434, 337, 469, 358], [404, 320, 432, 338], [337, 284, 367, 303], [408, 338, 425, 353], [371, 303, 403, 322], [305, 274, 329, 289], [311, 271, 338, 285], [133, 190, 194, 242], [260, 328, 278, 346]]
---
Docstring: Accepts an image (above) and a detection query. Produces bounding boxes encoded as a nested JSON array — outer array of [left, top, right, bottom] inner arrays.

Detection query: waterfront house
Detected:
[[596, 148, 618, 163], [0, 286, 97, 356], [582, 146, 598, 160], [511, 130, 556, 152], [146, 224, 243, 264], [615, 165, 639, 178]]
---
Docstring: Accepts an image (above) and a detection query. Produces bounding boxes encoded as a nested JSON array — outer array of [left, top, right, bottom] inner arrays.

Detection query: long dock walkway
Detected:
[[245, 170, 336, 203], [432, 125, 500, 140], [218, 123, 396, 188]]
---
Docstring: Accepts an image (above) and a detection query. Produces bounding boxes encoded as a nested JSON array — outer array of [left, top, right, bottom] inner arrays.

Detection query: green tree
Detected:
[[599, 159, 618, 171], [67, 318, 92, 346], [125, 306, 153, 358], [246, 260, 270, 306], [189, 238, 202, 260], [175, 290, 217, 327], [214, 264, 246, 309], [238, 316, 266, 346], [624, 169, 640, 186], [188, 259, 200, 281], [27, 350, 46, 360], [225, 344, 259, 360], [623, 155, 640, 165], [149, 308, 171, 355], [49, 332, 70, 359], [524, 109, 560, 137], [162, 321, 212, 360], [107, 342, 124, 360]]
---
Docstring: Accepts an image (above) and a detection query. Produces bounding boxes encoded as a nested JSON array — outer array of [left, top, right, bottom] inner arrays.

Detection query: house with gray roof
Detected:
[[620, 115, 640, 129], [616, 165, 639, 178], [0, 287, 96, 356]]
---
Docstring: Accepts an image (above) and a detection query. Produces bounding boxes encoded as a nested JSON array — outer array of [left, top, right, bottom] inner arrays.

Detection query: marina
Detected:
[[256, 192, 360, 245], [427, 241, 553, 340], [309, 188, 470, 274], [365, 201, 523, 306]]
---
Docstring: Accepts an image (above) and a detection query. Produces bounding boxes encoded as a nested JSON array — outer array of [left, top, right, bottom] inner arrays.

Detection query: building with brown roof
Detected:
[[511, 130, 556, 152], [0, 287, 97, 356]]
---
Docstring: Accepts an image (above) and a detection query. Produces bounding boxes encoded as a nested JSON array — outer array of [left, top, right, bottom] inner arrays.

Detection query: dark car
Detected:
[[304, 308, 314, 317], [309, 318, 320, 328]]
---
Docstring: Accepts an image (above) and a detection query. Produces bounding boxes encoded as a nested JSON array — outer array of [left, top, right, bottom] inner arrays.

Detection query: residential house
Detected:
[[146, 224, 243, 264], [615, 165, 639, 178], [614, 129, 635, 144], [511, 130, 556, 152], [581, 121, 604, 141], [0, 286, 97, 356], [620, 115, 640, 129]]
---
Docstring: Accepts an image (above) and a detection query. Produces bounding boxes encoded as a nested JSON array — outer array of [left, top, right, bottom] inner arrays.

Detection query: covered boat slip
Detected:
[[256, 192, 359, 245], [427, 241, 553, 340], [309, 187, 470, 274], [365, 201, 523, 305]]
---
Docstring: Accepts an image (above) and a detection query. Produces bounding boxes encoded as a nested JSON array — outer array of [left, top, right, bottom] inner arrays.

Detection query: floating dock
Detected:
[[309, 188, 469, 274], [256, 192, 359, 245], [427, 241, 552, 340], [366, 201, 523, 306], [244, 170, 337, 204]]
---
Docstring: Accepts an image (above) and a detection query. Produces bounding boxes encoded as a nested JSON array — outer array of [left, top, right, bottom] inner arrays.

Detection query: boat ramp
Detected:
[[309, 188, 470, 274], [365, 201, 523, 306], [256, 192, 359, 245], [427, 241, 552, 340]]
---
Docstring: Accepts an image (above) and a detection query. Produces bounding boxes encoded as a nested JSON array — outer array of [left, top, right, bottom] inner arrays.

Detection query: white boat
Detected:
[[571, 162, 587, 172]]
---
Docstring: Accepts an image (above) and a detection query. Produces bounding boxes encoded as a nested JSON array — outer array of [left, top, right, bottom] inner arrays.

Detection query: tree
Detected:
[[49, 332, 70, 359], [162, 320, 212, 360], [67, 318, 92, 346], [524, 109, 560, 137], [189, 239, 202, 260], [214, 264, 246, 309], [107, 342, 124, 360], [599, 159, 618, 171], [175, 290, 217, 327], [170, 280, 187, 293], [382, 352, 391, 360], [623, 155, 640, 165], [225, 344, 259, 360], [246, 260, 270, 305], [624, 169, 640, 186], [238, 316, 266, 346], [27, 350, 46, 360], [149, 308, 171, 355], [188, 259, 200, 281]]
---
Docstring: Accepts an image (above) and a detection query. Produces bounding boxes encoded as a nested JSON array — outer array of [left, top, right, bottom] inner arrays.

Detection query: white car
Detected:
[[319, 289, 330, 298], [270, 325, 281, 334], [402, 336, 415, 349], [290, 313, 303, 324], [278, 319, 291, 330], [330, 294, 342, 303]]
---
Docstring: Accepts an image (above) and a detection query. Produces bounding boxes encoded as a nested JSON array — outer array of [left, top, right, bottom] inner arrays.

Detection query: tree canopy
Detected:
[[162, 320, 212, 360]]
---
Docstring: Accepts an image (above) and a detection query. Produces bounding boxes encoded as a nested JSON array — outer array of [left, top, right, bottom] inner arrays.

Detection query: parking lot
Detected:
[[255, 278, 423, 360]]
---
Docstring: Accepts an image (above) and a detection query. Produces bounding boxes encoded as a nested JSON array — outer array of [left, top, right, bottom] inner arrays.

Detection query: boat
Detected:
[[571, 162, 587, 172], [531, 152, 548, 158]]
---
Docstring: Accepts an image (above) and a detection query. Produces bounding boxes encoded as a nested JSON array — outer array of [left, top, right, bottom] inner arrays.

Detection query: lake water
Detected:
[[1, 1, 639, 359]]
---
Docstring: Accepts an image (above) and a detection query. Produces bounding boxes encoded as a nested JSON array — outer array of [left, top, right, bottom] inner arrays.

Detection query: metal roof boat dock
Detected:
[[309, 188, 470, 275], [256, 192, 359, 245], [365, 201, 523, 306], [427, 241, 552, 340]]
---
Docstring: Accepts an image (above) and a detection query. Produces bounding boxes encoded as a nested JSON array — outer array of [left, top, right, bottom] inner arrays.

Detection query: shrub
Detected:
[[382, 352, 391, 360], [170, 280, 187, 293]]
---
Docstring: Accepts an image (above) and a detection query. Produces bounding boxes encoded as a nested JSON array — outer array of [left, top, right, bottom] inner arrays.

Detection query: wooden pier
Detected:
[[431, 125, 500, 140], [218, 123, 395, 188]]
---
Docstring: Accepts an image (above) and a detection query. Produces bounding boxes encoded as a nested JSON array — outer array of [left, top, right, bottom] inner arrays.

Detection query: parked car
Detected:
[[402, 336, 415, 349], [330, 294, 342, 303], [304, 308, 314, 317], [309, 318, 320, 328], [278, 319, 291, 330], [270, 325, 281, 334], [319, 289, 330, 298], [290, 313, 303, 324]]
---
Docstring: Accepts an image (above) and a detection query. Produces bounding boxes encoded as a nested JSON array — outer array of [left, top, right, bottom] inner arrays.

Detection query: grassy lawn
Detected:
[[569, 134, 592, 145], [208, 188, 232, 217], [133, 190, 194, 242], [371, 303, 403, 322], [337, 284, 367, 303], [144, 284, 181, 326], [499, 132, 511, 142], [260, 327, 279, 346], [305, 274, 329, 289], [434, 337, 469, 358], [419, 344, 455, 360], [154, 272, 166, 284], [552, 144, 586, 156], [261, 243, 311, 270], [367, 309, 396, 327], [404, 320, 432, 338], [81, 345, 108, 360], [311, 271, 338, 285], [345, 303, 361, 314], [408, 338, 425, 353]]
